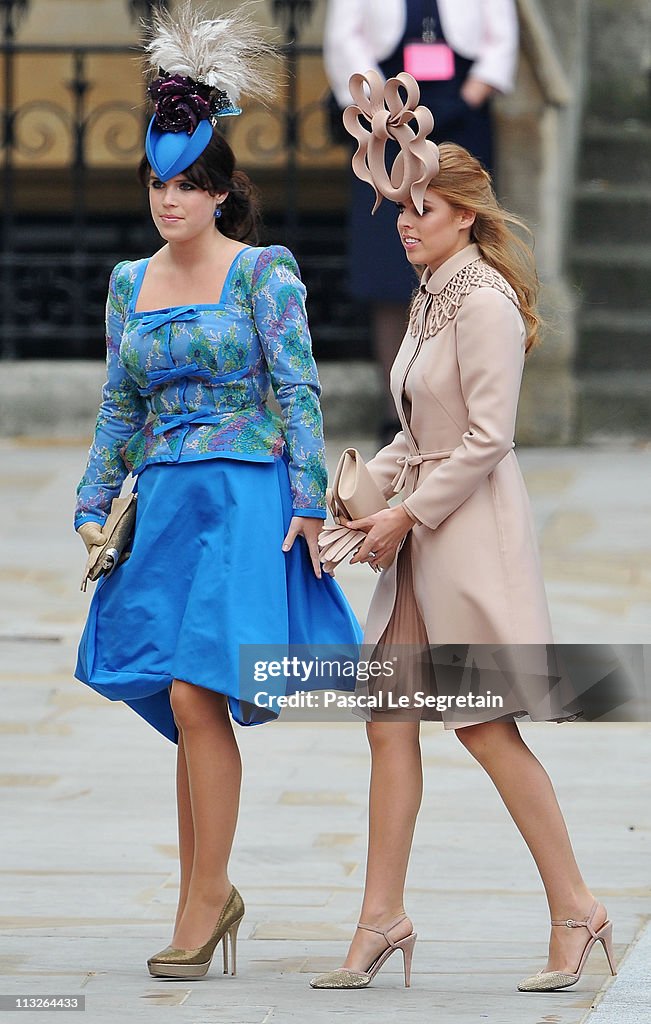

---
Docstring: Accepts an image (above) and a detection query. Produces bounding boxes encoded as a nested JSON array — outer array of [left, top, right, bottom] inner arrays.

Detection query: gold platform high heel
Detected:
[[517, 900, 617, 992], [310, 914, 417, 989], [147, 886, 244, 980]]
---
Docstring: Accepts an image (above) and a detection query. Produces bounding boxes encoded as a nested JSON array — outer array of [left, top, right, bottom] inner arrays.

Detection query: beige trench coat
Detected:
[[364, 243, 553, 649]]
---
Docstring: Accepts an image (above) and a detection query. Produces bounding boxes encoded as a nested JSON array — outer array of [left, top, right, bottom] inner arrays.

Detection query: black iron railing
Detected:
[[0, 0, 369, 359]]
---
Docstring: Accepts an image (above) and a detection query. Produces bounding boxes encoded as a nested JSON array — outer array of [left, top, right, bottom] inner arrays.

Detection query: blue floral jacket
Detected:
[[74, 245, 328, 529]]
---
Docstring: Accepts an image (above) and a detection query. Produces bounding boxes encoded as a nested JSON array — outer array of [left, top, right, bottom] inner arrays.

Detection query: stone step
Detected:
[[571, 244, 651, 309], [580, 121, 651, 185], [576, 370, 651, 441], [0, 359, 383, 438], [576, 309, 651, 371], [573, 184, 651, 245], [4, 359, 648, 443]]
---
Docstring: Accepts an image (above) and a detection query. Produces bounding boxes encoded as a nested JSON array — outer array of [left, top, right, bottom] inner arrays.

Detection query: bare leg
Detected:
[[373, 302, 409, 425], [172, 731, 194, 933], [456, 720, 608, 972], [169, 679, 242, 950], [341, 720, 422, 971]]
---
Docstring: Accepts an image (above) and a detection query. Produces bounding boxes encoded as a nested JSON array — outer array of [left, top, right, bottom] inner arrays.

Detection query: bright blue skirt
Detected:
[[75, 456, 362, 741]]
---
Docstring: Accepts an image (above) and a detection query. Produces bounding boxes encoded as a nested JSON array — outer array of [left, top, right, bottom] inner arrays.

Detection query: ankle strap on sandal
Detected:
[[357, 914, 408, 946], [551, 900, 600, 938]]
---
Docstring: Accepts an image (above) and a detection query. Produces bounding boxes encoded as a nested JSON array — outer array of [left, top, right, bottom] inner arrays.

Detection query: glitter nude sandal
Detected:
[[310, 914, 417, 989], [517, 900, 617, 992]]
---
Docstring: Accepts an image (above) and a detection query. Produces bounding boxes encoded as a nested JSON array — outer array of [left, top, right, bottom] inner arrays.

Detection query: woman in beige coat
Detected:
[[311, 76, 616, 994]]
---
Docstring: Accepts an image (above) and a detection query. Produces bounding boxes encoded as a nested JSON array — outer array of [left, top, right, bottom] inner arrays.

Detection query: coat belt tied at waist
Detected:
[[391, 449, 455, 494]]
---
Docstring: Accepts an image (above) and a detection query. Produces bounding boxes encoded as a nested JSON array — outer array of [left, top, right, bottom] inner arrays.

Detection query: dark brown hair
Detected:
[[138, 128, 261, 243]]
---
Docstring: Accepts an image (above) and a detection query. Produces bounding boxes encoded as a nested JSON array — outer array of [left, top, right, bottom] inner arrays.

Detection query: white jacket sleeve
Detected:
[[468, 0, 519, 94], [323, 0, 384, 107]]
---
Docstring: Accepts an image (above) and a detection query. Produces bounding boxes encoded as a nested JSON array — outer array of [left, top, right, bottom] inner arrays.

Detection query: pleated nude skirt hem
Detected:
[[360, 539, 611, 728]]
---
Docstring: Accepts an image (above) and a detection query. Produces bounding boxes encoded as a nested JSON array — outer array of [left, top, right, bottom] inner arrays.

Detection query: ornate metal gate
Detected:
[[0, 0, 369, 359]]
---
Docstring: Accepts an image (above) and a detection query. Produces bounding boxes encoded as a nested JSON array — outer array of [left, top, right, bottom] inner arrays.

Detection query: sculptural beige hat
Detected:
[[343, 70, 440, 214]]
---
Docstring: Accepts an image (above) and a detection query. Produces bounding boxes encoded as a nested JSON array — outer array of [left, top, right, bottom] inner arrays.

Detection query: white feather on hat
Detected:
[[145, 1, 280, 105]]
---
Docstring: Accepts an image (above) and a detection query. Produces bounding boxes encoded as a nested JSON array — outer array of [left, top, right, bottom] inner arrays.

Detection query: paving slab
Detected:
[[0, 439, 650, 1023], [586, 922, 651, 1023]]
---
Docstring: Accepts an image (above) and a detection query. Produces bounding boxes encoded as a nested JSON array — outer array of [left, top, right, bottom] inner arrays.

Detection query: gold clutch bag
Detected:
[[80, 493, 137, 592], [318, 448, 389, 573]]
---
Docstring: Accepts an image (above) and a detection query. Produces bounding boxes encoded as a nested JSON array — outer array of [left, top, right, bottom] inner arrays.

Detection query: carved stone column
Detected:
[[494, 0, 589, 444]]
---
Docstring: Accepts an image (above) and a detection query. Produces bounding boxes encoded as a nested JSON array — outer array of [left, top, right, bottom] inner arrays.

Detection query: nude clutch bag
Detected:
[[80, 493, 137, 592], [327, 447, 390, 522], [318, 448, 388, 572]]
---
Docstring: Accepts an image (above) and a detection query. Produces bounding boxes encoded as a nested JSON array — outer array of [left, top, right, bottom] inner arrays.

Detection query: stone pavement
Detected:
[[1, 437, 650, 1024]]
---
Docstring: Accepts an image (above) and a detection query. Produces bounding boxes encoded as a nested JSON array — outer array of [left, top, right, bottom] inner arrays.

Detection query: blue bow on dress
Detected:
[[152, 406, 230, 436], [137, 361, 213, 396], [136, 306, 202, 335]]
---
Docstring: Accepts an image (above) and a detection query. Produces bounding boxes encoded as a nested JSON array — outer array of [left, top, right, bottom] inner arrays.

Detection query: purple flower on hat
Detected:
[[149, 73, 212, 134]]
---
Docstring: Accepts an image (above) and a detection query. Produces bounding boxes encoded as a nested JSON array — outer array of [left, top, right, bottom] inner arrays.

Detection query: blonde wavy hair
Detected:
[[427, 143, 541, 352]]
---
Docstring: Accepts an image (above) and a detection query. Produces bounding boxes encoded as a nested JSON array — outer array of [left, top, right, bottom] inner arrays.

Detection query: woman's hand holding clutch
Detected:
[[317, 447, 395, 575], [77, 522, 106, 553], [318, 523, 372, 576], [78, 493, 137, 592], [345, 506, 414, 571]]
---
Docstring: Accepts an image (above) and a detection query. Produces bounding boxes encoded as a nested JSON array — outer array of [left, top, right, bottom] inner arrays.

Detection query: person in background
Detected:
[[323, 0, 519, 443]]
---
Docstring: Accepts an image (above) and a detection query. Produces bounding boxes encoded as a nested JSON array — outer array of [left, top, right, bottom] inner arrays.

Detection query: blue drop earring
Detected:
[[214, 205, 223, 219]]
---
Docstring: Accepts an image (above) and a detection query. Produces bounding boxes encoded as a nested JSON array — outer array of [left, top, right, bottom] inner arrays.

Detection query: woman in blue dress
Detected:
[[74, 4, 360, 982]]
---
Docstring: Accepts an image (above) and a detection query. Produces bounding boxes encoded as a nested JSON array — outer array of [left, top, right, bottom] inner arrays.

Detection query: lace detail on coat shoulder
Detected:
[[408, 259, 520, 342]]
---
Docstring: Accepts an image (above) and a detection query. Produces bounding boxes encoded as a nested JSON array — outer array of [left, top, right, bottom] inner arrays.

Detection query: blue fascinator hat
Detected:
[[143, 2, 278, 182], [146, 116, 213, 182], [145, 74, 241, 181]]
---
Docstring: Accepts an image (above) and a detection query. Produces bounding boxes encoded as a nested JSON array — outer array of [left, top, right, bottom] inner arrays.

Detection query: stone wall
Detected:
[[587, 0, 651, 117], [494, 0, 589, 444]]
